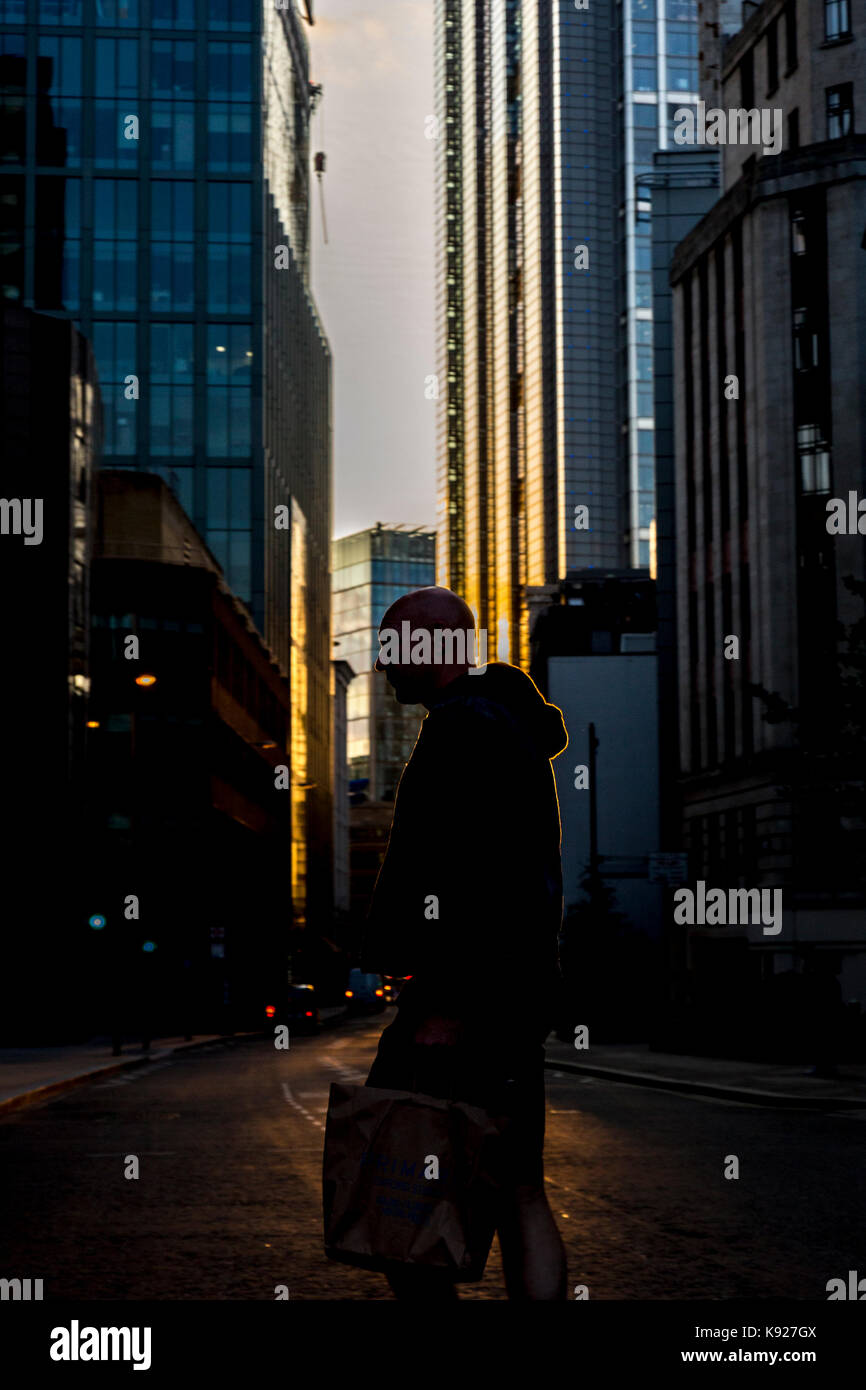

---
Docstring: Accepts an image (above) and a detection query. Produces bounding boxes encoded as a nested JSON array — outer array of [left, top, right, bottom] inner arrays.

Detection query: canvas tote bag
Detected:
[[322, 1074, 509, 1282]]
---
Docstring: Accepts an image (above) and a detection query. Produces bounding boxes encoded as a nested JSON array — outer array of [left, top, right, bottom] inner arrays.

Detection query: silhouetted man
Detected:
[[360, 586, 569, 1300]]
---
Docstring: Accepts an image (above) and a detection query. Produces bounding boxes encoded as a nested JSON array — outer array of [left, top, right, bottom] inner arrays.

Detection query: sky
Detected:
[[307, 0, 438, 542]]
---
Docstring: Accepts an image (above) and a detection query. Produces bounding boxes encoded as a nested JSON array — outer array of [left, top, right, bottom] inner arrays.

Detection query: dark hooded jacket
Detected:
[[360, 662, 568, 1037]]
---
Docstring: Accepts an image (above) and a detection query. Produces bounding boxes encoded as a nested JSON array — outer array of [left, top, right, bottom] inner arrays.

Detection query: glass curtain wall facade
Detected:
[[332, 524, 436, 803], [434, 0, 699, 663], [622, 0, 699, 566], [0, 0, 333, 922]]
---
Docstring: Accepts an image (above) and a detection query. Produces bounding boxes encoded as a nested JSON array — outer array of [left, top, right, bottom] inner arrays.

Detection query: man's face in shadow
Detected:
[[374, 623, 433, 706], [373, 589, 476, 709]]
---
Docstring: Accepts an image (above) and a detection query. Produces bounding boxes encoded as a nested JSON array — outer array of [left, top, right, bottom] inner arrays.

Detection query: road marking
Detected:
[[95, 1058, 175, 1088], [322, 1055, 368, 1084], [281, 1081, 324, 1131]]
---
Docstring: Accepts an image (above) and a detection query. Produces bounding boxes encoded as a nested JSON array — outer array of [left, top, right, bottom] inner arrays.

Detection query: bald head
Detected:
[[374, 586, 478, 708], [383, 586, 475, 633]]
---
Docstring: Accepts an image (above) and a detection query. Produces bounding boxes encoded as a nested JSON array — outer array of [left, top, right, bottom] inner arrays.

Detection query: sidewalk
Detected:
[[0, 1006, 349, 1117], [544, 1036, 866, 1109]]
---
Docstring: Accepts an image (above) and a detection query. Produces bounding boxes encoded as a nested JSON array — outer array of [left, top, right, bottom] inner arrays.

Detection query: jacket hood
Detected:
[[434, 661, 568, 760]]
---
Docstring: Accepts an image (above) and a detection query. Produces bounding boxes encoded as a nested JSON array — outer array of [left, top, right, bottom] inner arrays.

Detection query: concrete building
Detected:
[[528, 571, 661, 1036], [0, 305, 101, 1042], [701, 0, 865, 191], [528, 573, 660, 928], [645, 151, 721, 834], [434, 0, 702, 666], [669, 0, 866, 1036]]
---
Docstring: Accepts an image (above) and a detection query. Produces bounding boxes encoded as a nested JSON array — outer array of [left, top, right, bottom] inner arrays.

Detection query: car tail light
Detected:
[[305, 1011, 313, 1017], [345, 990, 353, 998], [265, 1005, 276, 1017]]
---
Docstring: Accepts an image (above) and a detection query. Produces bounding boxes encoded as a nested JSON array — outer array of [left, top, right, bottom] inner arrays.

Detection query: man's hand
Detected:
[[412, 1015, 464, 1046]]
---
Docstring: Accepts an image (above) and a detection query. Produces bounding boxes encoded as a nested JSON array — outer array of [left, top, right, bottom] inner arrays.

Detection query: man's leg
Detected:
[[496, 1183, 568, 1301], [491, 1037, 568, 1301]]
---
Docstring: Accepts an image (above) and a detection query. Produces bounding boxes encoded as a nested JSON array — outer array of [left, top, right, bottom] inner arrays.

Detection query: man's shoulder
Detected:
[[426, 688, 531, 761]]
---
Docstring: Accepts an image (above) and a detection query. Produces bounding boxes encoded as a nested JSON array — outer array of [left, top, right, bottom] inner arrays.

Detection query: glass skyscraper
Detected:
[[0, 0, 330, 658], [0, 0, 333, 923], [434, 0, 699, 665], [332, 523, 436, 804]]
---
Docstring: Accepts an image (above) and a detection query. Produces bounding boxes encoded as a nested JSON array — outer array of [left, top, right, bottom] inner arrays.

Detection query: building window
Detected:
[[740, 50, 754, 108], [666, 25, 698, 92], [39, 0, 82, 22], [791, 209, 807, 254], [208, 41, 252, 102], [151, 40, 195, 171], [151, 39, 195, 97], [91, 321, 137, 455], [633, 103, 658, 130], [793, 307, 819, 371], [824, 0, 851, 41], [94, 0, 139, 24], [207, 323, 252, 457], [207, 0, 253, 30], [152, 0, 194, 27], [826, 84, 853, 139], [630, 25, 656, 57], [93, 179, 137, 311], [36, 36, 82, 166], [0, 33, 25, 164], [150, 322, 193, 457], [788, 108, 799, 150], [797, 426, 831, 494], [207, 104, 252, 172], [34, 175, 80, 309], [151, 181, 194, 311], [632, 60, 657, 92], [766, 18, 778, 93], [784, 0, 798, 70], [206, 466, 251, 531], [207, 181, 251, 313], [95, 37, 138, 98]]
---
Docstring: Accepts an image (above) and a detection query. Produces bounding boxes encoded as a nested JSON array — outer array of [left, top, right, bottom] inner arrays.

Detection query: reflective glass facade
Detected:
[[434, 0, 699, 662], [332, 524, 436, 803], [622, 0, 699, 566], [0, 0, 329, 666], [0, 0, 333, 923]]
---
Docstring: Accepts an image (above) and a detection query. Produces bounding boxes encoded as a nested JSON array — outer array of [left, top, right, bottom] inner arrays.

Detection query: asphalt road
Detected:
[[0, 1013, 863, 1300]]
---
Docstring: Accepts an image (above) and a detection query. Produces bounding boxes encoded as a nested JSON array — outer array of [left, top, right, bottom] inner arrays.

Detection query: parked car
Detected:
[[265, 983, 320, 1036], [345, 969, 387, 1015]]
